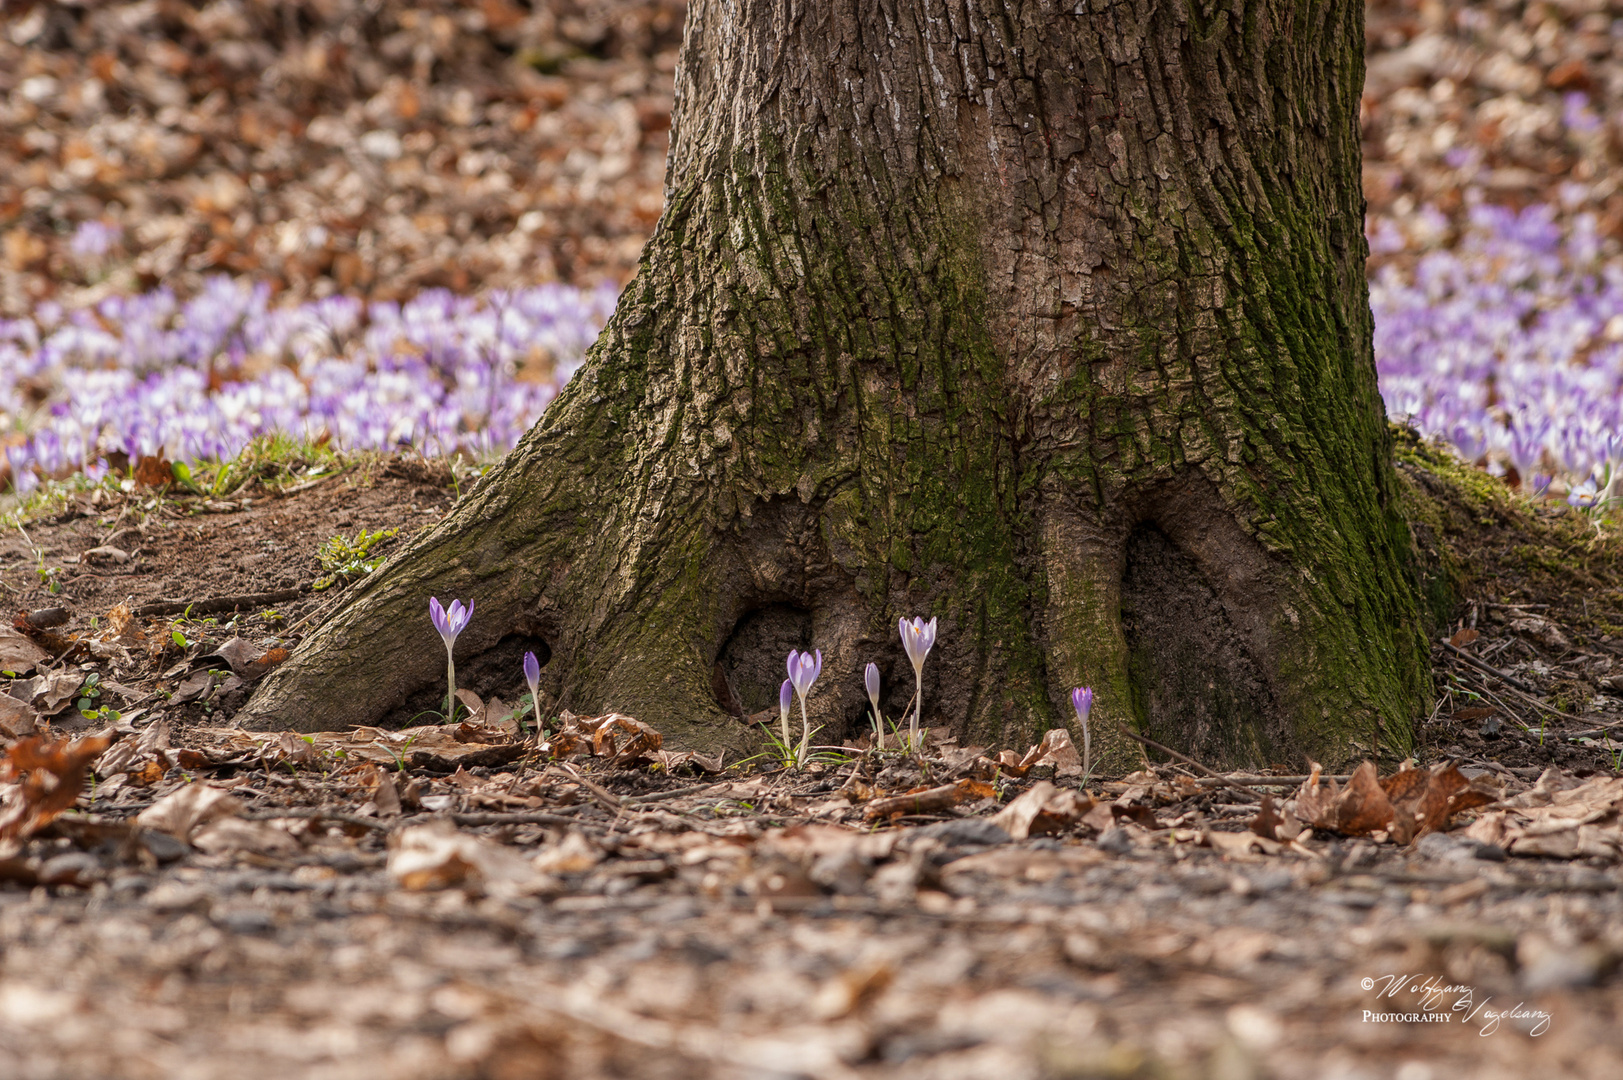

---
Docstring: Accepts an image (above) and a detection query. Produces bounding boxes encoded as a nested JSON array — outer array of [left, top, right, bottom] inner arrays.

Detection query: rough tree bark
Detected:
[[239, 0, 1431, 770]]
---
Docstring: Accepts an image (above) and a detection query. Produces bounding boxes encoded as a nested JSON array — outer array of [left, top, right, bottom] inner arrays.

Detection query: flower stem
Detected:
[[798, 698, 810, 768], [445, 653, 457, 723], [911, 665, 923, 753]]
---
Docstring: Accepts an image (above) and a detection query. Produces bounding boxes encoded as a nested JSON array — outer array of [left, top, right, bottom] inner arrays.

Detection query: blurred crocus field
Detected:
[[2, 0, 1623, 504]]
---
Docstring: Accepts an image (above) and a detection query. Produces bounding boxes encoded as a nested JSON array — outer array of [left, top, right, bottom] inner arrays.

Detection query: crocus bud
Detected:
[[523, 650, 544, 737], [1071, 686, 1094, 778], [1070, 686, 1093, 722], [864, 662, 880, 711]]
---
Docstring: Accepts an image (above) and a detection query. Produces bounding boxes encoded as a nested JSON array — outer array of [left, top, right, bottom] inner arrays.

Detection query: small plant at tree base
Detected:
[[429, 596, 474, 723], [523, 650, 544, 739], [786, 649, 823, 768], [313, 527, 400, 590], [899, 616, 938, 753], [1070, 686, 1094, 783], [75, 672, 121, 724]]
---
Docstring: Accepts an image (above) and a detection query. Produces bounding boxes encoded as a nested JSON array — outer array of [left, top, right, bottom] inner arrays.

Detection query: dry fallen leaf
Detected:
[[651, 748, 725, 774], [1249, 794, 1284, 839], [995, 727, 1085, 779], [390, 821, 546, 897], [991, 781, 1097, 840], [135, 783, 244, 841], [530, 831, 604, 875], [1288, 761, 1499, 843], [197, 637, 288, 681], [192, 816, 302, 857], [0, 733, 112, 840], [0, 626, 50, 675], [584, 713, 662, 763], [811, 961, 894, 1020], [132, 454, 173, 488], [1463, 774, 1623, 860], [1203, 829, 1285, 858], [0, 696, 37, 741]]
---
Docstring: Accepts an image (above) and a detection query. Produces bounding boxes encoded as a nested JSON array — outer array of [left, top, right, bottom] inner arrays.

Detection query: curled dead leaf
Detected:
[[135, 783, 243, 841], [991, 781, 1097, 840], [132, 454, 173, 488], [1463, 774, 1623, 860], [390, 821, 546, 897], [1288, 761, 1501, 843], [0, 733, 112, 840], [0, 625, 50, 675]]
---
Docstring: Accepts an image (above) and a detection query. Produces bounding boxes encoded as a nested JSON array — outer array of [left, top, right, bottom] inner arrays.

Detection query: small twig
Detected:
[[135, 587, 308, 618], [551, 763, 626, 813], [1565, 721, 1623, 741], [241, 807, 392, 832], [1119, 729, 1261, 802], [442, 809, 589, 827], [275, 472, 344, 496], [1453, 665, 1567, 721], [1440, 639, 1536, 693], [283, 590, 348, 636], [621, 780, 732, 805], [1194, 774, 1353, 788]]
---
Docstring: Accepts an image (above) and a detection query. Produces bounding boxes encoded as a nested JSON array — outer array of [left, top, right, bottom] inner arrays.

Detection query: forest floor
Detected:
[[0, 442, 1621, 1079], [5, 0, 1623, 1077]]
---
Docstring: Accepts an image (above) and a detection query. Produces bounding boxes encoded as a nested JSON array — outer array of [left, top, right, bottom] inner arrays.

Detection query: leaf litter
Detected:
[[2, 680, 1622, 1078], [1, 0, 1623, 1073]]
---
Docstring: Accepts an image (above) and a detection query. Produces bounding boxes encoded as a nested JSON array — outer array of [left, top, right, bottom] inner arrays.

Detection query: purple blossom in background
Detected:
[[1569, 479, 1601, 510], [1563, 92, 1603, 135], [1371, 202, 1623, 498], [9, 201, 1623, 512], [68, 220, 121, 259], [864, 661, 882, 738], [1, 277, 618, 491]]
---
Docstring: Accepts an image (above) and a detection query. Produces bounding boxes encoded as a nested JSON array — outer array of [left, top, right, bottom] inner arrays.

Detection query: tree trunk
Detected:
[[239, 0, 1431, 770]]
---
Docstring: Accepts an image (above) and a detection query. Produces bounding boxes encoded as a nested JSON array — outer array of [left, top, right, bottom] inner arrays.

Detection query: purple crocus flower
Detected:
[[786, 649, 822, 767], [523, 650, 543, 738], [429, 596, 473, 721], [1568, 479, 1601, 510], [1071, 686, 1094, 779], [899, 616, 937, 752]]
